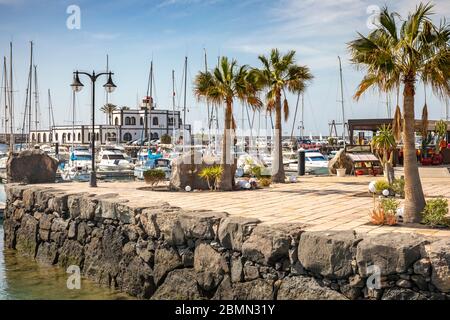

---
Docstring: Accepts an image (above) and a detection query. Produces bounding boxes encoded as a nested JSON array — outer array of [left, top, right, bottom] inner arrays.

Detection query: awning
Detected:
[[347, 153, 379, 162]]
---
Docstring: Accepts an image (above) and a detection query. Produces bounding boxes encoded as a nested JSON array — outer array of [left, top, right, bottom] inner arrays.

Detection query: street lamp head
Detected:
[[104, 72, 117, 93], [71, 72, 84, 93]]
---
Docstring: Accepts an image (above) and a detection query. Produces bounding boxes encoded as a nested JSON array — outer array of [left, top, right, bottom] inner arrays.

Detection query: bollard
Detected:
[[298, 150, 305, 176], [55, 142, 59, 157]]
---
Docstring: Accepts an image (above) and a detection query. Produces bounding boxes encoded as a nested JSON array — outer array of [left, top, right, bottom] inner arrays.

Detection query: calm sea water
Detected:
[[0, 184, 131, 300]]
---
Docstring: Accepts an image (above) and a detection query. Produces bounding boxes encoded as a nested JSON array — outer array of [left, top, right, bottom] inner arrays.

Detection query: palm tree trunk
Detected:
[[384, 162, 394, 185], [220, 100, 233, 191], [272, 90, 285, 183], [402, 80, 425, 223]]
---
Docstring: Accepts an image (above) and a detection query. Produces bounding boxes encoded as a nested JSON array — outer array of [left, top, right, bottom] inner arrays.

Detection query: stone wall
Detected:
[[3, 184, 450, 300]]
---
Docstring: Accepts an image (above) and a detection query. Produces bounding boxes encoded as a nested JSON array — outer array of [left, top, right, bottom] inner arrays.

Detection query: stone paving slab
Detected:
[[29, 166, 450, 237]]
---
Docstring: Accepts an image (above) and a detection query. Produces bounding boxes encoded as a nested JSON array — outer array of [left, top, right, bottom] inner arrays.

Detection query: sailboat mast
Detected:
[[9, 42, 14, 152], [301, 93, 304, 138], [27, 42, 33, 147], [172, 69, 176, 145], [204, 49, 211, 148], [2, 57, 7, 137], [183, 56, 187, 152], [34, 65, 39, 133], [147, 60, 153, 149], [71, 90, 75, 154], [338, 56, 345, 145], [106, 54, 109, 105], [48, 89, 51, 130]]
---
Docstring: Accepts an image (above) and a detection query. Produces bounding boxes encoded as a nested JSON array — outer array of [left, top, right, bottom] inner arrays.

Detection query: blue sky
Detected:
[[0, 0, 449, 135]]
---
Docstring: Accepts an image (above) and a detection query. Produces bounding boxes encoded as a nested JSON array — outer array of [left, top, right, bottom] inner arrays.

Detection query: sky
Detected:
[[0, 0, 449, 136]]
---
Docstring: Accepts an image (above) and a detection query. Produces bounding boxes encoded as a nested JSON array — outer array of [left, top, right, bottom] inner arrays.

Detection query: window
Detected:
[[78, 133, 81, 141], [153, 117, 158, 126], [125, 117, 131, 125], [32, 133, 35, 141], [107, 154, 125, 160], [55, 133, 58, 141], [43, 133, 47, 143], [151, 132, 159, 139], [114, 117, 119, 125], [123, 132, 132, 141], [37, 133, 41, 143], [96, 133, 100, 141], [68, 133, 71, 142], [88, 133, 91, 141], [140, 117, 144, 125], [62, 133, 66, 143], [131, 117, 136, 125], [168, 117, 174, 126]]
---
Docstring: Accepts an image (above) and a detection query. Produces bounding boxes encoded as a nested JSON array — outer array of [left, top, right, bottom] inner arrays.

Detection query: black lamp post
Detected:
[[71, 70, 116, 187]]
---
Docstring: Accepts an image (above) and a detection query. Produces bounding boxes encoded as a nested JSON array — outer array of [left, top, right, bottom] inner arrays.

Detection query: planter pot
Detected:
[[336, 168, 346, 177]]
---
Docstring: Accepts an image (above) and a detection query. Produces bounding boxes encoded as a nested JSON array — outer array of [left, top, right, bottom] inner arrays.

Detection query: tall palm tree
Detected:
[[372, 124, 396, 184], [100, 103, 117, 125], [254, 49, 313, 183], [194, 57, 262, 190], [349, 3, 450, 222]]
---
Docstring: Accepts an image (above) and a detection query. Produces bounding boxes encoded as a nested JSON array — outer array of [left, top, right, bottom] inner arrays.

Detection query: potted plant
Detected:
[[335, 153, 347, 177], [143, 169, 166, 190]]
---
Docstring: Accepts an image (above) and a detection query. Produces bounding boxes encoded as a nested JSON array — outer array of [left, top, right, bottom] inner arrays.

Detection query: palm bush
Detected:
[[372, 125, 396, 184], [198, 166, 223, 191]]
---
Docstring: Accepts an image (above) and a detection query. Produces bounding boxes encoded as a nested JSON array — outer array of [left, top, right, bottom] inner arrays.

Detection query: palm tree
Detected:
[[372, 125, 396, 184], [100, 103, 117, 125], [194, 57, 262, 190], [254, 49, 313, 183], [348, 3, 450, 222]]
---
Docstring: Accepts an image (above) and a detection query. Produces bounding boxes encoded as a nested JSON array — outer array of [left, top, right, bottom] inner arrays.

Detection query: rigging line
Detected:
[[305, 91, 319, 134], [290, 91, 301, 140]]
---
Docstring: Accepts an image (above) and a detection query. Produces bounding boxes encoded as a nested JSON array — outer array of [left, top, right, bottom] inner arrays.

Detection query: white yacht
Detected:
[[60, 147, 92, 182], [287, 151, 329, 175], [98, 147, 134, 171]]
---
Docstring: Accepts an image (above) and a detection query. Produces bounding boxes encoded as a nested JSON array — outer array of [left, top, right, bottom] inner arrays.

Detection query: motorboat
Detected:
[[98, 147, 134, 171], [134, 157, 171, 180], [60, 148, 92, 182], [287, 151, 329, 175]]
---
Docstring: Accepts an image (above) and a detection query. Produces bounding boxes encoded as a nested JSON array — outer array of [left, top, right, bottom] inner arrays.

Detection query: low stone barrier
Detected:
[[3, 184, 450, 300]]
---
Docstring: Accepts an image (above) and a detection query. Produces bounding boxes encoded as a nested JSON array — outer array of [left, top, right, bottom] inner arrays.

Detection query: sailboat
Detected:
[[60, 91, 91, 182]]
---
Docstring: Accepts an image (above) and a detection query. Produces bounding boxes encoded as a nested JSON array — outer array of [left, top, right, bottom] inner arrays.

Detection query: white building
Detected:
[[30, 99, 191, 145]]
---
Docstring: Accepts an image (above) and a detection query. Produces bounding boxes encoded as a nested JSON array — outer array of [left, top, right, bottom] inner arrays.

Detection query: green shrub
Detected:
[[391, 177, 405, 198], [380, 198, 399, 215], [421, 197, 449, 227], [198, 165, 223, 190], [143, 169, 166, 188], [374, 179, 391, 194]]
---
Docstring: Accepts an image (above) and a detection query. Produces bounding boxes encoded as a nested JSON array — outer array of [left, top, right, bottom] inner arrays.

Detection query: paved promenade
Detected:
[[40, 166, 450, 237]]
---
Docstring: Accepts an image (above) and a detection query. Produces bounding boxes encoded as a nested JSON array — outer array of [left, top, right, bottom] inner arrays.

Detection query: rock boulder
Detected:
[[170, 151, 219, 190], [7, 149, 58, 183], [328, 149, 353, 175]]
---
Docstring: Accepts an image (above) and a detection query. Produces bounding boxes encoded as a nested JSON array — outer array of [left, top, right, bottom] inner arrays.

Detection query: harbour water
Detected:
[[0, 185, 131, 300]]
